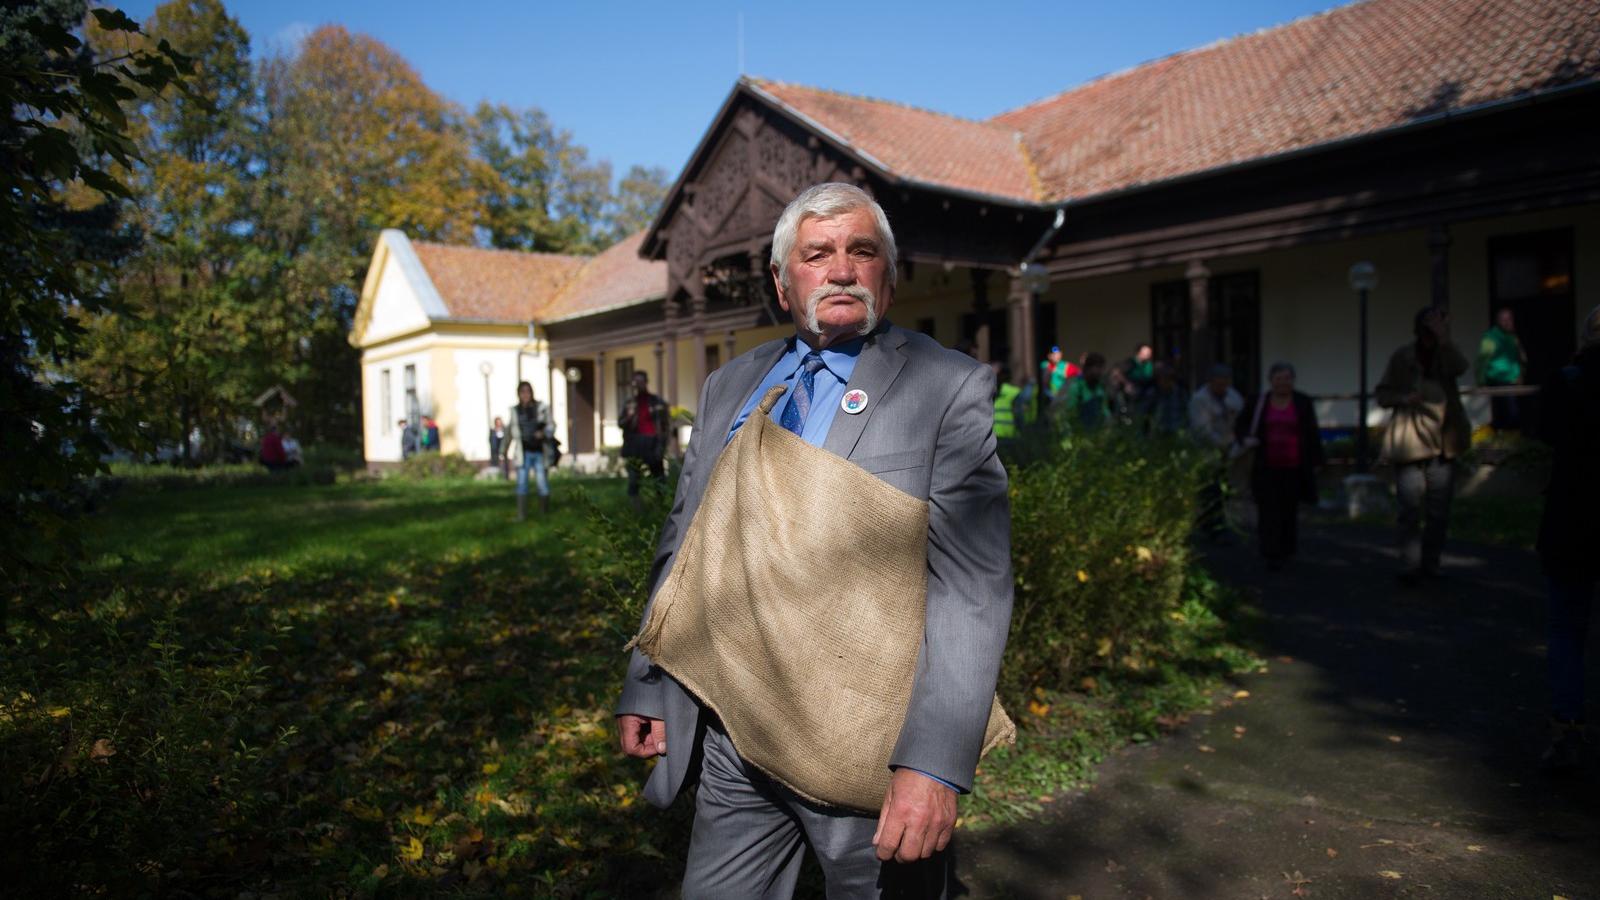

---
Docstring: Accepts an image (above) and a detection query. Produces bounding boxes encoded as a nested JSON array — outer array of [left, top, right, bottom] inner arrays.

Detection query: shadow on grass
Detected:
[[3, 477, 695, 898]]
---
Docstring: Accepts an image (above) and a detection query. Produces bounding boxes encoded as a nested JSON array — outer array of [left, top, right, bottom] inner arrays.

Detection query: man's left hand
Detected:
[[872, 768, 957, 863]]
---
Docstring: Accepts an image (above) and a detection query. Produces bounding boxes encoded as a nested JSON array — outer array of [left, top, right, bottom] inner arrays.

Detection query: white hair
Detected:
[[769, 183, 897, 293]]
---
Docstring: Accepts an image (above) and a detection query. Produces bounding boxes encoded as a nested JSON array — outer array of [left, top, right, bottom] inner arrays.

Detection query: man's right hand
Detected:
[[617, 714, 666, 758]]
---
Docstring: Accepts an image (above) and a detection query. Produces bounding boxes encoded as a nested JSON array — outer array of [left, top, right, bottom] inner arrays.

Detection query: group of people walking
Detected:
[[488, 372, 671, 520]]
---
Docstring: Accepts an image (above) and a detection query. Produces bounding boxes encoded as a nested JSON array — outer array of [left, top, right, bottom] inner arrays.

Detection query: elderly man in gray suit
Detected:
[[616, 182, 1013, 898]]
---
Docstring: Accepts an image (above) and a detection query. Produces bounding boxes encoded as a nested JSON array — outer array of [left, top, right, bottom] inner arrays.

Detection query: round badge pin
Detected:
[[840, 389, 869, 415]]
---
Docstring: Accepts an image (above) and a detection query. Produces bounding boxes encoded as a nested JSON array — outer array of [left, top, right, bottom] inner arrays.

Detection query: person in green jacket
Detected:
[[1477, 307, 1528, 431], [1063, 352, 1110, 430]]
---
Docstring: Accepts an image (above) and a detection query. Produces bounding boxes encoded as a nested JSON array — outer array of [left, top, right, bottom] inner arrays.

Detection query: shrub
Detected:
[[1000, 427, 1210, 706], [0, 594, 288, 895], [392, 451, 478, 480]]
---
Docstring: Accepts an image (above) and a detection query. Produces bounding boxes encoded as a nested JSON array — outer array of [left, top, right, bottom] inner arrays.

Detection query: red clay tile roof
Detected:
[[745, 0, 1599, 206], [539, 231, 667, 322], [993, 0, 1600, 202], [409, 242, 586, 322], [749, 80, 1038, 203]]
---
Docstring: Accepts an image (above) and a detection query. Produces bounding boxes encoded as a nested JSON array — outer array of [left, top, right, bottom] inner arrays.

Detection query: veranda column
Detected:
[[970, 269, 992, 363], [723, 331, 737, 369], [1006, 275, 1034, 382], [1186, 258, 1213, 389], [689, 280, 708, 400], [663, 299, 681, 407], [653, 340, 665, 395], [1428, 224, 1451, 313], [596, 350, 607, 452]]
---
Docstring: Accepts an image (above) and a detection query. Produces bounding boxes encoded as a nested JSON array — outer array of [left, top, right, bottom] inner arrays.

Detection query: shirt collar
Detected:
[[787, 333, 866, 383]]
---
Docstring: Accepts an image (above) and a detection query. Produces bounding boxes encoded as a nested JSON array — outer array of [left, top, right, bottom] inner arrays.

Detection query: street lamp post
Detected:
[[479, 361, 494, 460], [1348, 262, 1378, 473]]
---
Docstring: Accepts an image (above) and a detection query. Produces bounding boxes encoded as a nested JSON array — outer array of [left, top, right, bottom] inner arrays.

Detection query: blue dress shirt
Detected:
[[725, 333, 962, 795], [726, 336, 864, 445]]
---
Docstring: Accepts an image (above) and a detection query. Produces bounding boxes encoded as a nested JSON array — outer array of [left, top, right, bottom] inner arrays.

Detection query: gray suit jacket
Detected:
[[616, 322, 1013, 809]]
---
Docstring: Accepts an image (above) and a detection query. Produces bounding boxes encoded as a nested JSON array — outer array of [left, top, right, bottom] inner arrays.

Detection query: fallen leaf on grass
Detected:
[[90, 738, 116, 763], [1326, 848, 1338, 858], [1233, 690, 1250, 699], [399, 837, 424, 862], [1028, 699, 1051, 717], [1105, 859, 1125, 873], [1386, 735, 1403, 743], [1197, 744, 1216, 753], [1466, 844, 1484, 853], [1378, 870, 1402, 880]]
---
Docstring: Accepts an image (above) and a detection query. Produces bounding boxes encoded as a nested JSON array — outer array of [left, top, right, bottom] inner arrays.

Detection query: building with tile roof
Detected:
[[350, 229, 665, 465], [355, 0, 1599, 468]]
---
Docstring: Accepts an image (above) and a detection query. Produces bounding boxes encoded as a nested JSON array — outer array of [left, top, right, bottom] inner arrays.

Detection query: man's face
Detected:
[[1136, 345, 1153, 363], [772, 208, 894, 348], [1209, 375, 1231, 396], [1269, 369, 1295, 394], [632, 373, 648, 393], [1497, 309, 1515, 332], [517, 384, 533, 404], [1084, 362, 1104, 383], [1048, 349, 1062, 364]]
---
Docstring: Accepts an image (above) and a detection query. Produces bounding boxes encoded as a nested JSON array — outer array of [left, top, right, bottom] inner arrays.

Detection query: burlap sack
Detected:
[[630, 385, 1015, 812]]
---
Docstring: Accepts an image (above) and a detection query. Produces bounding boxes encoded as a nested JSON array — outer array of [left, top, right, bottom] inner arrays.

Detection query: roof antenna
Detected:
[[737, 11, 745, 75]]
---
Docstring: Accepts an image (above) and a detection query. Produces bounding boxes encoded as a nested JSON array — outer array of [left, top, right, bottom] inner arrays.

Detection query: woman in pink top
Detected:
[[1236, 362, 1325, 570]]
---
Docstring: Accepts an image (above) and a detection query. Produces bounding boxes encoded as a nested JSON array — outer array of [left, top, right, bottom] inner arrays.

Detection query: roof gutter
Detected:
[[1022, 206, 1067, 265]]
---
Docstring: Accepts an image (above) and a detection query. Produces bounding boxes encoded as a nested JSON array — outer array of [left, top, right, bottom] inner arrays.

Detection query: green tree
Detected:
[[72, 0, 256, 461], [608, 163, 670, 242], [0, 1, 188, 604], [248, 25, 482, 442], [468, 101, 614, 253]]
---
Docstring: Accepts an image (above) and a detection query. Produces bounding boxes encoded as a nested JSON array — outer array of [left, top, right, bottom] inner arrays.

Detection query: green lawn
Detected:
[[6, 475, 693, 897], [3, 470, 1254, 897]]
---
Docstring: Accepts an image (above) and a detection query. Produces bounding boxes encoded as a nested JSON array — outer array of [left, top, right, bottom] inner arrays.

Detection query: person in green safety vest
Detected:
[[1477, 307, 1528, 431], [992, 366, 1024, 439]]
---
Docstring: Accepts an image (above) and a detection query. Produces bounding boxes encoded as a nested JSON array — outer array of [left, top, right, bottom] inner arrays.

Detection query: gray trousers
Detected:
[[1396, 456, 1454, 573], [682, 722, 948, 900]]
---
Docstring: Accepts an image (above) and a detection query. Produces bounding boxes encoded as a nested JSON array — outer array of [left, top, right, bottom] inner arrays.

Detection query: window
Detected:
[[705, 344, 720, 373], [404, 364, 419, 422], [380, 369, 392, 434], [1149, 271, 1261, 393]]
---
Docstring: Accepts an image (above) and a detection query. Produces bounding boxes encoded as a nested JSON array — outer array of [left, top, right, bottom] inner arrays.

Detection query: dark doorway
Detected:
[[1035, 300, 1058, 369], [566, 359, 596, 454], [961, 308, 1009, 363], [1488, 228, 1575, 386], [1150, 271, 1261, 393]]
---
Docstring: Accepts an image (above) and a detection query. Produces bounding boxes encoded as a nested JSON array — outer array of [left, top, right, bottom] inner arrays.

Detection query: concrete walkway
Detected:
[[960, 521, 1599, 899]]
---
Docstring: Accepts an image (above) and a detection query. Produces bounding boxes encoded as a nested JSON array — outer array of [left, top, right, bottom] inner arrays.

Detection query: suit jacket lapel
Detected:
[[700, 336, 788, 449], [822, 325, 908, 460]]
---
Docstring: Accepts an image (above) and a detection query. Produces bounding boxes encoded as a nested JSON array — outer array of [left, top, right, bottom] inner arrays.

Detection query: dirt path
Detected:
[[959, 521, 1599, 899]]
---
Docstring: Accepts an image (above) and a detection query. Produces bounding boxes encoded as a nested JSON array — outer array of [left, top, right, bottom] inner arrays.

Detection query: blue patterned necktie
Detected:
[[780, 352, 827, 436]]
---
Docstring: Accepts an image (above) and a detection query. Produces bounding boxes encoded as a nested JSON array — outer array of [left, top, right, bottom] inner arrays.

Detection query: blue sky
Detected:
[[122, 0, 1341, 183]]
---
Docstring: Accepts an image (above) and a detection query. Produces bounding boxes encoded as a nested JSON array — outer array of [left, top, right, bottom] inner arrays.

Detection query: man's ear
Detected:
[[771, 264, 790, 312]]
